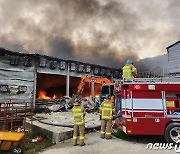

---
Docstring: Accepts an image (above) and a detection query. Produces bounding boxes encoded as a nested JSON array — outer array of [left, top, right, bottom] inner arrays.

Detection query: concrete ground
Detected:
[[31, 112, 101, 143], [39, 132, 175, 154]]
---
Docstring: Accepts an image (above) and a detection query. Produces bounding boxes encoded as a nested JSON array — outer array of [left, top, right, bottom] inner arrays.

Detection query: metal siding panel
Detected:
[[0, 59, 34, 102], [0, 81, 33, 100], [0, 70, 34, 81], [37, 68, 83, 77], [168, 43, 180, 73], [37, 67, 67, 76]]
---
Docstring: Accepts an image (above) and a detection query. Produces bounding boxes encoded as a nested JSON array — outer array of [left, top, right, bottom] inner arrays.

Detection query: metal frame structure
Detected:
[[0, 101, 34, 132]]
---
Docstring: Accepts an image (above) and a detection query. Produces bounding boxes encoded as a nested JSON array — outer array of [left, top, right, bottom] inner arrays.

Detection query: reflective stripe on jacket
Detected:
[[72, 106, 85, 125], [99, 100, 115, 120], [122, 64, 137, 79]]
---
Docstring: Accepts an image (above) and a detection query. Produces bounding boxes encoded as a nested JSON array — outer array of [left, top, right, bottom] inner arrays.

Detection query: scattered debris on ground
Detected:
[[33, 111, 100, 128]]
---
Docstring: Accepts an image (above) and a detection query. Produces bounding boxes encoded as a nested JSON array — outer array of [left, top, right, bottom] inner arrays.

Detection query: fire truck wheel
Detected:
[[165, 122, 180, 144]]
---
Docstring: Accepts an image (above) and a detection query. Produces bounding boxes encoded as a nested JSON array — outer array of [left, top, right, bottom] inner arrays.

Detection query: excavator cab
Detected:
[[100, 80, 122, 114]]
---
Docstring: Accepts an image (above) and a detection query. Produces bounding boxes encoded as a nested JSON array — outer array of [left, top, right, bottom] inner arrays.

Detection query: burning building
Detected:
[[0, 47, 121, 107]]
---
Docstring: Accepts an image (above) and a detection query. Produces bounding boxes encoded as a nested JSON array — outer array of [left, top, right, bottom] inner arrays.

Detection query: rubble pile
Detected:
[[35, 96, 72, 112], [36, 95, 99, 113]]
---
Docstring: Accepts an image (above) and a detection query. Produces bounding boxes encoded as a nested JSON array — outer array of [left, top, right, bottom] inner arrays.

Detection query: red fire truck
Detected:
[[114, 78, 180, 144]]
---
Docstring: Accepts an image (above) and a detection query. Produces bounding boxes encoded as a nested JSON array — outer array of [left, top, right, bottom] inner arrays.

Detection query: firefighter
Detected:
[[72, 97, 86, 146], [122, 59, 138, 79], [99, 95, 116, 139], [114, 80, 122, 112]]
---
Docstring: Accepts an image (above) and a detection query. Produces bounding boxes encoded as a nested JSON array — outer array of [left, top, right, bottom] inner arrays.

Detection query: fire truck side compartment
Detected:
[[119, 83, 180, 136]]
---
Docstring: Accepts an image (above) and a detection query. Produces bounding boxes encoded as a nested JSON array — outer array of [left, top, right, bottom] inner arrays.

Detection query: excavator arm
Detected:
[[76, 74, 88, 96], [74, 74, 112, 97]]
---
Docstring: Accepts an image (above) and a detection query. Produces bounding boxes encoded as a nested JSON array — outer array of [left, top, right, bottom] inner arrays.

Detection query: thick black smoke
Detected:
[[0, 0, 180, 69]]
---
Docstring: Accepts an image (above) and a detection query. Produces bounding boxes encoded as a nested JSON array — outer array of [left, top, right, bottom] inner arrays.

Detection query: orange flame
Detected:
[[95, 95, 99, 98], [53, 94, 56, 99], [38, 90, 57, 99]]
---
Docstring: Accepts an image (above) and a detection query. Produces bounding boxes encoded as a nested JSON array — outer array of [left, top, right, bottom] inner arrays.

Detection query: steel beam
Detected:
[[66, 62, 70, 97]]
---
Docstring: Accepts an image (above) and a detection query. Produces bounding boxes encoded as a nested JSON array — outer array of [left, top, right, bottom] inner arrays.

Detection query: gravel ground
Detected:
[[39, 132, 175, 154]]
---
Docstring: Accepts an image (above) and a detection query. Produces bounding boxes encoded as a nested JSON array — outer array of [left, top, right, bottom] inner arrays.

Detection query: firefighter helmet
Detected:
[[126, 59, 133, 64], [74, 97, 81, 105]]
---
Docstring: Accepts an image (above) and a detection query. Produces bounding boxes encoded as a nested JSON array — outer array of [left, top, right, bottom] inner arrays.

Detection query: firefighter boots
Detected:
[[100, 119, 106, 139]]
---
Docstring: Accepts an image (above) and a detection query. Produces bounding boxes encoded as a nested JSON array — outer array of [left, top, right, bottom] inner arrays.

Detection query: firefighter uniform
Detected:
[[99, 98, 116, 139], [122, 63, 137, 79], [72, 100, 86, 146]]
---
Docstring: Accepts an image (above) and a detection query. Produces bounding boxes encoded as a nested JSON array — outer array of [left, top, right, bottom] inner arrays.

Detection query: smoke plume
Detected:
[[0, 0, 180, 68]]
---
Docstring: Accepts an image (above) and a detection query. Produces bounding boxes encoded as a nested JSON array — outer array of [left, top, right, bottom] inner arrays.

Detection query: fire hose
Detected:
[[37, 112, 122, 129], [112, 115, 122, 120], [37, 119, 74, 128], [111, 115, 122, 133]]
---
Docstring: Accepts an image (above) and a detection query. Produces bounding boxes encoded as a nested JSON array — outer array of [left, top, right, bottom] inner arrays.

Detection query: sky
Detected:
[[0, 0, 180, 68]]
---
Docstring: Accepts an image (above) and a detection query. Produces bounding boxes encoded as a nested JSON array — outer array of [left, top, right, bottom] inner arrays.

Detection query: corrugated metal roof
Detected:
[[0, 47, 121, 72], [166, 40, 180, 49]]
